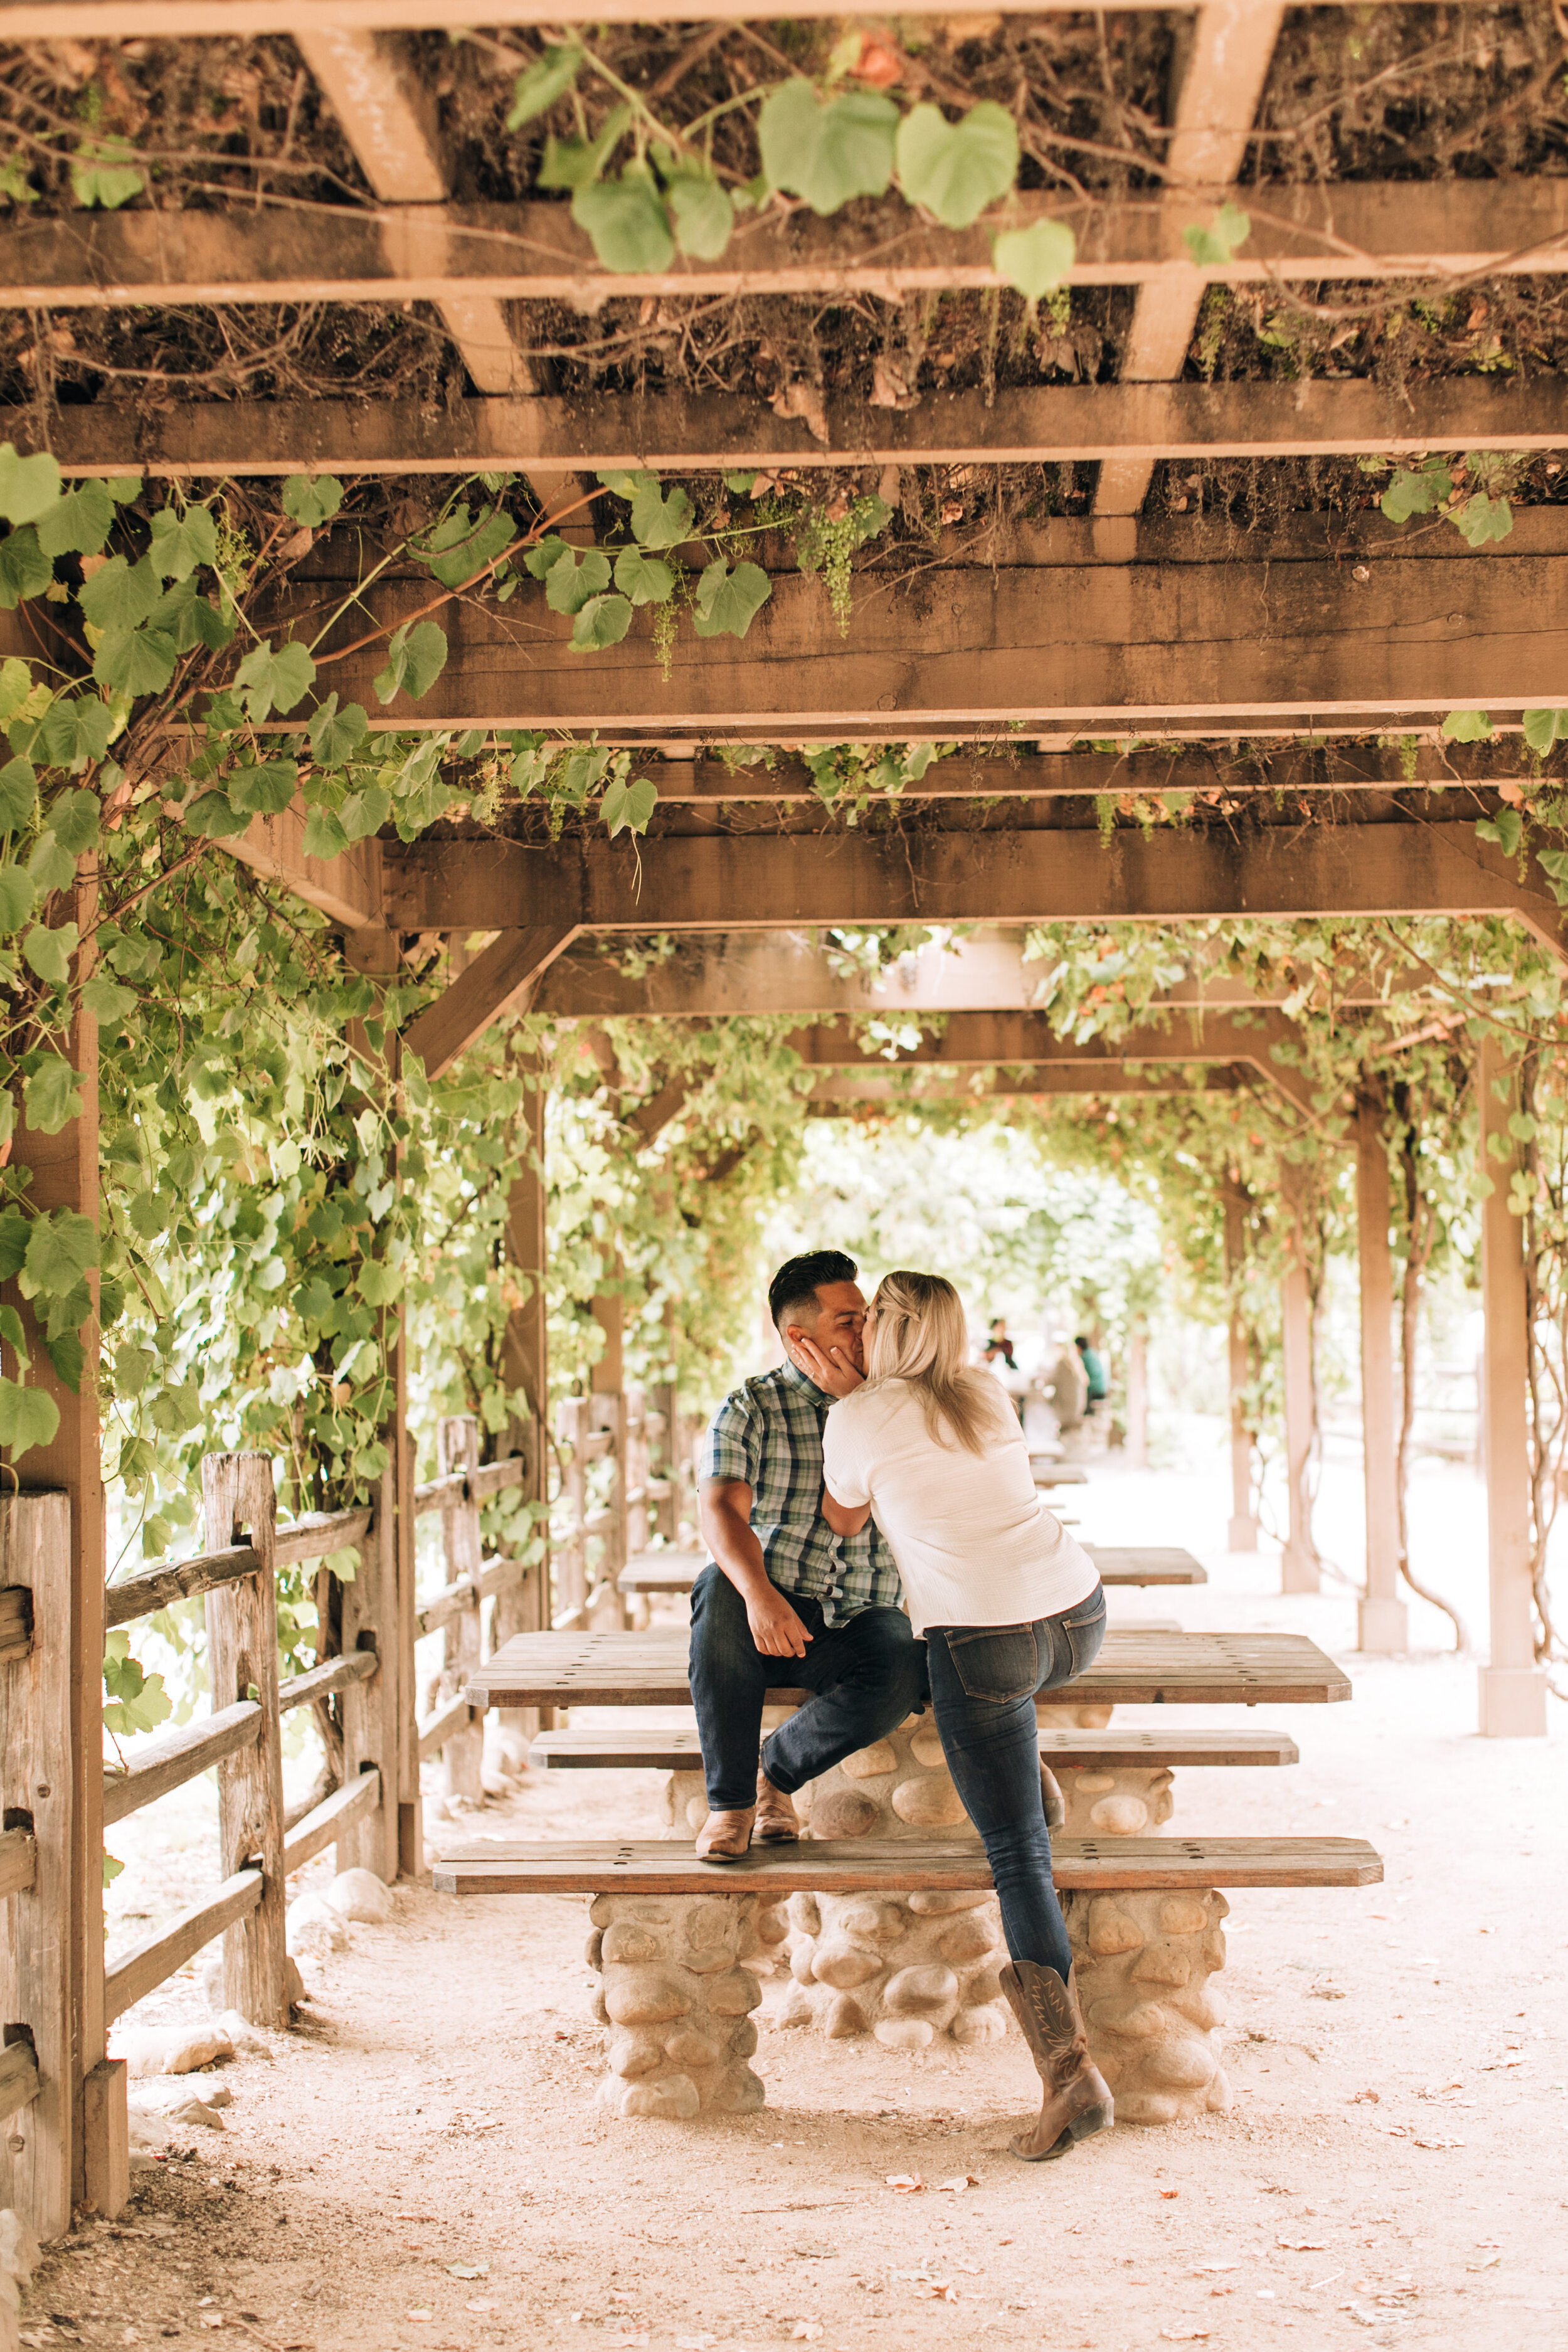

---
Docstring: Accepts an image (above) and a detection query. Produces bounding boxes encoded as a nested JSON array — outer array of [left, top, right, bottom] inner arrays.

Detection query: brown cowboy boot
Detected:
[[999, 1959, 1115, 2161], [695, 1806, 755, 1863], [755, 1768, 800, 1844]]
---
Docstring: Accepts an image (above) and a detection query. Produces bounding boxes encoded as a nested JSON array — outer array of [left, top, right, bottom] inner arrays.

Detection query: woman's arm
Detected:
[[821, 1483, 871, 1537]]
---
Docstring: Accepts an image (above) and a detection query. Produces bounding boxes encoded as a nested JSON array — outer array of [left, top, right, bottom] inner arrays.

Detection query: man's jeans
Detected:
[[924, 1584, 1107, 1983], [688, 1565, 926, 1811]]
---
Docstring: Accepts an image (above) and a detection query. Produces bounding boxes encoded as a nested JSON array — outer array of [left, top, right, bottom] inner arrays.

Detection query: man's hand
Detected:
[[745, 1582, 814, 1658], [792, 1332, 865, 1398]]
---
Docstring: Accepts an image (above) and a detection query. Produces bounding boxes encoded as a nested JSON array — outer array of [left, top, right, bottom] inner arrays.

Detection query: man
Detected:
[[689, 1249, 925, 1862]]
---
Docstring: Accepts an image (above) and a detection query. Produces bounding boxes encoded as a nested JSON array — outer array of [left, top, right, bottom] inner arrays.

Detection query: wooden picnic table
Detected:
[[466, 1626, 1349, 1712], [617, 1542, 1207, 1596]]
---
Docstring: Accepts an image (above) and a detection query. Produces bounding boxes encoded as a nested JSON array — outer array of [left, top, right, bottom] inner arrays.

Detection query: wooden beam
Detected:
[[277, 526, 1568, 735], [810, 1066, 1242, 1106], [1098, 0, 1285, 516], [33, 376, 1568, 479], [7, 180, 1568, 312], [223, 797, 383, 931], [380, 824, 1568, 957], [0, 0, 1392, 33], [401, 924, 580, 1079]]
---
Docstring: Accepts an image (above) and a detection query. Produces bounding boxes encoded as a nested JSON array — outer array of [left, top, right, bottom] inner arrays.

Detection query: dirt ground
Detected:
[[49, 1446, 1568, 2352]]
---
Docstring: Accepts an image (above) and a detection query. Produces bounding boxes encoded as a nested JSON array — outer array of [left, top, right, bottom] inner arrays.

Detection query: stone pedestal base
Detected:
[[1357, 1593, 1409, 1655], [1056, 1762, 1174, 1839], [586, 1892, 787, 2117], [1227, 1513, 1261, 1552], [780, 1886, 1011, 2050], [1066, 1887, 1230, 2123], [1280, 1543, 1321, 1594], [1478, 1663, 1549, 1737]]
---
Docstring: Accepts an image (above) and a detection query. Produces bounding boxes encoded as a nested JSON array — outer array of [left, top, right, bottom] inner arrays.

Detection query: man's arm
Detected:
[[821, 1485, 871, 1538], [698, 1478, 814, 1659]]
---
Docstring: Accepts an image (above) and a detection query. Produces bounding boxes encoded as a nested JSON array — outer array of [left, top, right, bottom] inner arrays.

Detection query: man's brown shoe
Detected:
[[755, 1770, 800, 1844], [695, 1806, 755, 1863]]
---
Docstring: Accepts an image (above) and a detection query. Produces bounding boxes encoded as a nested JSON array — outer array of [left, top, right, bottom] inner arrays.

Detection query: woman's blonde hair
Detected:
[[865, 1269, 1015, 1456]]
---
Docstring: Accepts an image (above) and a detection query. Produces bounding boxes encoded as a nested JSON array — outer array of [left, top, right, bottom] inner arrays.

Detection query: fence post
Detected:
[[557, 1397, 587, 1628], [0, 1491, 78, 2238], [437, 1417, 484, 1799], [589, 1391, 629, 1628], [201, 1455, 289, 2026], [336, 1462, 400, 1883]]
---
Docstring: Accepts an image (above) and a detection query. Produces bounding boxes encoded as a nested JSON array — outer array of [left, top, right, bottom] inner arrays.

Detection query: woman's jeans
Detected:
[[923, 1584, 1107, 1985]]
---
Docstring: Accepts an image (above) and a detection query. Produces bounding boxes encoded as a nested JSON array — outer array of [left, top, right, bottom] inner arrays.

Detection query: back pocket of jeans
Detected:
[[945, 1623, 1041, 1704], [1062, 1590, 1106, 1678]]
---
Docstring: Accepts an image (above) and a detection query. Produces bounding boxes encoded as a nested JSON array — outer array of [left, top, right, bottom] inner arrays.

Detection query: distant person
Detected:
[[818, 1269, 1111, 2164], [983, 1316, 1027, 1425], [1075, 1335, 1108, 1413], [689, 1250, 924, 1863]]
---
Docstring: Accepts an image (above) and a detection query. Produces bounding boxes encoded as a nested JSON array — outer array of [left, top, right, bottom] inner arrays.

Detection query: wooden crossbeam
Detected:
[[32, 378, 1568, 479], [0, 0, 1406, 32], [382, 823, 1568, 958], [263, 521, 1568, 735], [400, 923, 580, 1079], [6, 181, 1567, 311], [812, 1067, 1245, 1104]]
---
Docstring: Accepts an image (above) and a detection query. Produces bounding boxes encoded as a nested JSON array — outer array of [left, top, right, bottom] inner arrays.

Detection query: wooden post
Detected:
[[202, 1455, 289, 2026], [556, 1397, 588, 1628], [0, 1493, 81, 2237], [336, 1462, 400, 1882], [1477, 1037, 1549, 1736], [499, 1057, 549, 1727], [1125, 1322, 1150, 1469], [1221, 1180, 1260, 1550], [391, 1333, 422, 1878], [649, 1377, 679, 1541], [437, 1416, 485, 1798], [1279, 1161, 1320, 1594], [1355, 1096, 1409, 1652], [591, 1283, 629, 1628]]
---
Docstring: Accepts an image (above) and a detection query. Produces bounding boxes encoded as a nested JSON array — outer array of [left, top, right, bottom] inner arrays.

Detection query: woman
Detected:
[[807, 1269, 1111, 2163]]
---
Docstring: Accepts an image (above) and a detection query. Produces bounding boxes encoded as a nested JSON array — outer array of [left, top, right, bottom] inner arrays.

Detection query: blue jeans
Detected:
[[924, 1584, 1107, 1984], [689, 1564, 927, 1811]]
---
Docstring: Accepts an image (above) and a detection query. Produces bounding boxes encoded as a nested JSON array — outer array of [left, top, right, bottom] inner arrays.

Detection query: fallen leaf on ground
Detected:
[[1278, 2239, 1327, 2250], [1193, 2265, 1239, 2275], [464, 2301, 497, 2313], [403, 2314, 432, 2325], [935, 2175, 979, 2193], [1342, 2305, 1380, 2328], [790, 2327, 824, 2342], [884, 2175, 924, 2193], [1468, 2255, 1502, 2273], [1349, 2089, 1380, 2104], [1159, 2334, 1211, 2344], [1160, 2189, 1180, 2200], [445, 2264, 489, 2280], [1414, 2137, 1466, 2151]]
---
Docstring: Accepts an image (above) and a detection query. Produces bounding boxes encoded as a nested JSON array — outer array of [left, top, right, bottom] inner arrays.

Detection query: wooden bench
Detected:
[[435, 1831, 1382, 2127], [527, 1727, 1299, 1772], [616, 1542, 1208, 1597]]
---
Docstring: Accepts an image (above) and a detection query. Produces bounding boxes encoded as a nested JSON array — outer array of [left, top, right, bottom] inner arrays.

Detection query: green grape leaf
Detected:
[[723, 472, 758, 495], [0, 1306, 26, 1369], [602, 771, 657, 837], [630, 479, 694, 551], [1522, 708, 1568, 754], [613, 545, 674, 606], [70, 140, 144, 211], [27, 830, 76, 896], [758, 81, 897, 215], [543, 545, 612, 616], [282, 474, 343, 528], [992, 218, 1076, 299], [0, 756, 36, 834], [0, 1378, 60, 1460], [1182, 201, 1251, 267], [524, 534, 574, 581], [34, 696, 112, 768], [0, 657, 31, 720], [47, 787, 101, 854], [572, 176, 675, 274], [337, 784, 391, 843], [0, 1214, 26, 1282], [895, 101, 1018, 230], [92, 625, 177, 697], [148, 504, 218, 581], [21, 919, 77, 987], [692, 559, 771, 640], [23, 1056, 83, 1135], [569, 592, 633, 651], [235, 638, 317, 720], [0, 526, 52, 610], [0, 445, 61, 527], [34, 480, 114, 559], [78, 554, 159, 632], [226, 758, 299, 817], [1380, 461, 1449, 523], [147, 573, 233, 654], [102, 1648, 172, 1736], [1441, 709, 1492, 743], [538, 105, 632, 192], [301, 803, 348, 861], [1452, 492, 1512, 548], [413, 503, 516, 589], [1476, 808, 1523, 856], [43, 1327, 85, 1392], [23, 1207, 97, 1297], [506, 43, 583, 129], [80, 973, 135, 1022], [0, 867, 35, 931], [668, 174, 734, 260], [309, 694, 369, 765], [183, 789, 249, 840], [373, 618, 448, 706]]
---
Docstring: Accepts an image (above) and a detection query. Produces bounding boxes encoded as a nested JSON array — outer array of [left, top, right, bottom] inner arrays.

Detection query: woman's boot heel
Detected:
[[999, 1959, 1115, 2163]]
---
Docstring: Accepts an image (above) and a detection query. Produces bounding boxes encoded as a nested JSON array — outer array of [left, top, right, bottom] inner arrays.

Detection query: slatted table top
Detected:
[[528, 1724, 1301, 1772], [616, 1543, 1208, 1594], [1033, 1465, 1089, 1486], [467, 1628, 1351, 1711], [434, 1833, 1382, 1898]]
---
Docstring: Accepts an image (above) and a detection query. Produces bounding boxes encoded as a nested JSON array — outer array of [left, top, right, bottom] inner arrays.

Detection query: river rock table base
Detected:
[[1065, 1887, 1231, 2122], [586, 1891, 787, 2118]]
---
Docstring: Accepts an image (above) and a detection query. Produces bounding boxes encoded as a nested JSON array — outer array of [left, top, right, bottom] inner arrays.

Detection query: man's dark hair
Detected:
[[768, 1250, 858, 1333], [1075, 1334, 1090, 1348]]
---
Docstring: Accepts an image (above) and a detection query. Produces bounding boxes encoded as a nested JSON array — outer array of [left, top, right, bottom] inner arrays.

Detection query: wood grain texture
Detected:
[[104, 1506, 373, 1629], [275, 1646, 379, 1717], [467, 1628, 1352, 1710], [202, 1456, 289, 2028], [435, 1417, 484, 1800], [0, 1585, 31, 1666], [101, 1699, 262, 1829], [103, 1868, 262, 2026], [402, 927, 580, 1080], [614, 1544, 1205, 1592], [282, 1769, 381, 1875], [0, 2042, 41, 2126], [412, 1456, 525, 1516], [433, 1833, 1384, 1897], [0, 1829, 36, 1901], [531, 1725, 1299, 1771]]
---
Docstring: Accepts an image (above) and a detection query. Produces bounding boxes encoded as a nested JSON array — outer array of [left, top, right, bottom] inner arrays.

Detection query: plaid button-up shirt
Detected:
[[699, 1360, 902, 1622]]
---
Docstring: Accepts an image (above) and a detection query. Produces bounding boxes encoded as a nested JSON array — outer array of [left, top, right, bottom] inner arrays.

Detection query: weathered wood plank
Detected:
[[411, 1458, 525, 1517], [416, 1690, 474, 1764], [0, 1585, 31, 1666], [402, 927, 580, 1081], [467, 1627, 1352, 1710], [613, 1543, 1206, 1593], [531, 1725, 1299, 1771], [203, 1457, 289, 2029], [281, 1769, 381, 1876], [101, 1700, 263, 1829], [0, 1829, 36, 1902], [275, 1646, 379, 1717], [34, 375, 1568, 480], [103, 1868, 262, 2026], [0, 2043, 41, 2127], [104, 1507, 373, 1628], [433, 1833, 1384, 1897]]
